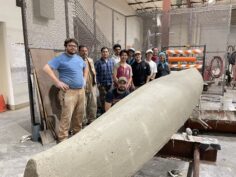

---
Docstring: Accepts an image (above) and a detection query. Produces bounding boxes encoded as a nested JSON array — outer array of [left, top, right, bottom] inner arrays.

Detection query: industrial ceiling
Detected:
[[126, 0, 234, 12]]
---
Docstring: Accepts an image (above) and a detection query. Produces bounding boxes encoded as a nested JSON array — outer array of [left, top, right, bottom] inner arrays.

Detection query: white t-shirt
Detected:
[[112, 54, 120, 64], [146, 60, 157, 79]]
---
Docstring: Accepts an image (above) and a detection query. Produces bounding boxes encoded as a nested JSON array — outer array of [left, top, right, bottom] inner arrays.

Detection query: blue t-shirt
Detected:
[[48, 53, 86, 89]]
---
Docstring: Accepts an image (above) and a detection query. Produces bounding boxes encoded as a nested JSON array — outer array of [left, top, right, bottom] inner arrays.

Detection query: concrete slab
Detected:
[[0, 107, 56, 177], [0, 108, 235, 177]]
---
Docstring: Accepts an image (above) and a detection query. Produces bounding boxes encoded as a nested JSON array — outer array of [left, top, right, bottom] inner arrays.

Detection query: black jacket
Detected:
[[132, 61, 151, 87]]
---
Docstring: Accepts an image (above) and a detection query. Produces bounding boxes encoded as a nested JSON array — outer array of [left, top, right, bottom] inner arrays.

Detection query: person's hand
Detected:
[[56, 81, 69, 91], [130, 84, 135, 91]]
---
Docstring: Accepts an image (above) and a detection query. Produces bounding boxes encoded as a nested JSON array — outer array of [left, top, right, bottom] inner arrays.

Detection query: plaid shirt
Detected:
[[95, 58, 115, 86]]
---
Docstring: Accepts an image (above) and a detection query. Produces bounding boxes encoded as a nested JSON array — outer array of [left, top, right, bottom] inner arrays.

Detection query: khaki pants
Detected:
[[58, 88, 85, 141], [84, 86, 97, 124], [233, 65, 236, 81]]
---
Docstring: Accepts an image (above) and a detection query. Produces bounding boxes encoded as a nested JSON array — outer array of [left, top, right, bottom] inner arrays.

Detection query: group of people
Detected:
[[43, 38, 170, 142]]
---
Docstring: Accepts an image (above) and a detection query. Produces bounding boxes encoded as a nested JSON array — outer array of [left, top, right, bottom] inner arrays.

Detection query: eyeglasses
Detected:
[[67, 44, 77, 48]]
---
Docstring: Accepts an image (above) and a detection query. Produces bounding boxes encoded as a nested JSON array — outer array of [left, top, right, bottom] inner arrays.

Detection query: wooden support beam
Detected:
[[157, 134, 219, 162], [186, 118, 236, 134], [193, 144, 200, 177]]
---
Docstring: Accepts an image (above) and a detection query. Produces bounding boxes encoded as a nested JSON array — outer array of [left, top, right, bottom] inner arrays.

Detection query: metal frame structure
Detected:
[[163, 45, 207, 76], [127, 0, 230, 12], [17, 0, 42, 141]]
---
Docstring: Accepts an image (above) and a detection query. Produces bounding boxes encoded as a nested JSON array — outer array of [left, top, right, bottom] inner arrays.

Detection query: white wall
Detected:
[[0, 0, 27, 108], [99, 0, 136, 16], [169, 24, 188, 46], [98, 0, 143, 49], [79, 0, 143, 49], [228, 25, 236, 45], [0, 22, 14, 106], [96, 2, 113, 45], [127, 16, 143, 50]]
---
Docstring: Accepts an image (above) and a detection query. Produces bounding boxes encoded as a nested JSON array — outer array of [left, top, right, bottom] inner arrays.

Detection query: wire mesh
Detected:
[[24, 1, 232, 95], [139, 5, 232, 95], [25, 0, 67, 50]]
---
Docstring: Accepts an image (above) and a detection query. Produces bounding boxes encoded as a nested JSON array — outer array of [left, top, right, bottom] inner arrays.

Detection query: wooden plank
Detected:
[[157, 134, 219, 162], [30, 49, 61, 134], [185, 119, 236, 134]]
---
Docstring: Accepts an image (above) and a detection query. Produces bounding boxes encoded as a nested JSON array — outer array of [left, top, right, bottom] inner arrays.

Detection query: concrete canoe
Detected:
[[24, 68, 203, 177]]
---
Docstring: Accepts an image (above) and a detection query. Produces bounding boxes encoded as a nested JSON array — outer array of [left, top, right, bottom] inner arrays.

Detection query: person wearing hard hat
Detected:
[[156, 52, 170, 78], [145, 49, 157, 82]]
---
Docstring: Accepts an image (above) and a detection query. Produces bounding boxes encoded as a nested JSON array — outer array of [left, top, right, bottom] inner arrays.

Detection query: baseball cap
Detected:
[[128, 48, 135, 52], [146, 49, 153, 54], [159, 52, 166, 57], [135, 50, 141, 55], [118, 77, 128, 83]]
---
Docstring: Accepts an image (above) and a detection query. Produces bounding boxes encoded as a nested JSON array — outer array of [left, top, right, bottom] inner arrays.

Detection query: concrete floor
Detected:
[[0, 107, 236, 177]]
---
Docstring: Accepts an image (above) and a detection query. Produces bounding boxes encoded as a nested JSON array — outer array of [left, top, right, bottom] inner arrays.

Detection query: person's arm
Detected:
[[127, 66, 133, 87], [83, 61, 88, 82], [152, 73, 156, 79], [113, 64, 118, 84], [152, 63, 157, 79], [105, 91, 113, 112], [146, 63, 151, 83], [105, 102, 112, 112], [95, 60, 100, 85], [43, 64, 69, 91], [167, 63, 171, 74], [146, 75, 151, 83]]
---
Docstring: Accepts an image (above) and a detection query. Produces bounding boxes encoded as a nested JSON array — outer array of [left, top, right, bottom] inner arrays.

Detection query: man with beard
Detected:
[[43, 38, 88, 142], [79, 45, 97, 126], [105, 77, 129, 112]]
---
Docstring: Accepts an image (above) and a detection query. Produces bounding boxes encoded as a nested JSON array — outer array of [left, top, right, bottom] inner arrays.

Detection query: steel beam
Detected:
[[161, 0, 171, 47]]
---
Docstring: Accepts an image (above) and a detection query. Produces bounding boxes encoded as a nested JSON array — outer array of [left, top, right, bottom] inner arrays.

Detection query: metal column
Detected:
[[161, 0, 171, 48]]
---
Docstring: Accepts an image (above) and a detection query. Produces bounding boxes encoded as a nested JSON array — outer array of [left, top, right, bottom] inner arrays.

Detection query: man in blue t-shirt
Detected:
[[43, 38, 88, 142]]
